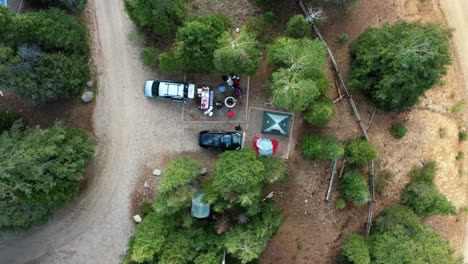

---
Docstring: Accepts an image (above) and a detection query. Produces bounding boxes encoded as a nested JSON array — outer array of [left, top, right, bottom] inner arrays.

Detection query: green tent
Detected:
[[191, 192, 210, 219], [262, 111, 291, 136]]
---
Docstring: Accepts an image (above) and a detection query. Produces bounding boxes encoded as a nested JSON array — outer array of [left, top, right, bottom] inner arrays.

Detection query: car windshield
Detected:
[[224, 135, 232, 147], [232, 134, 241, 145]]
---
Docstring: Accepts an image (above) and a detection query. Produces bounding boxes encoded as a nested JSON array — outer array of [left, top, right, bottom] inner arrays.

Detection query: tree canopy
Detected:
[[0, 122, 93, 230], [345, 139, 378, 166], [340, 170, 370, 206], [159, 15, 231, 73], [349, 21, 452, 112], [124, 0, 187, 36]]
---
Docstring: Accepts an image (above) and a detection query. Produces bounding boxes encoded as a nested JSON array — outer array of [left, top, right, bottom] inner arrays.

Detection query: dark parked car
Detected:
[[198, 131, 243, 150], [144, 80, 195, 101]]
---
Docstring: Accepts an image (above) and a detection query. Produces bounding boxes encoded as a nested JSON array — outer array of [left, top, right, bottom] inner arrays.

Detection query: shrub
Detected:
[[335, 198, 346, 209], [390, 123, 407, 139], [261, 157, 289, 184], [304, 97, 334, 126], [285, 15, 311, 39], [0, 122, 93, 230], [340, 170, 370, 206], [338, 33, 349, 44], [345, 139, 378, 166], [263, 11, 276, 23], [402, 162, 456, 217], [0, 108, 20, 132], [374, 169, 394, 193], [301, 134, 344, 160], [451, 102, 466, 113], [124, 0, 186, 36], [459, 130, 467, 141], [140, 47, 159, 66], [349, 21, 452, 112], [456, 151, 464, 160], [340, 234, 370, 264]]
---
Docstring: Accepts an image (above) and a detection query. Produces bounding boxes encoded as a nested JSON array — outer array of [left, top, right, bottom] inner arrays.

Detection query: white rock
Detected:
[[305, 200, 308, 203], [153, 169, 161, 176], [133, 215, 142, 223], [81, 91, 94, 103], [200, 168, 208, 176], [144, 181, 150, 189], [86, 80, 94, 87]]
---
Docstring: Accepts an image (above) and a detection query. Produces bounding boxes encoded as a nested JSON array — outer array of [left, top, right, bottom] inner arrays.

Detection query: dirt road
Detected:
[[0, 0, 209, 263], [438, 0, 468, 262]]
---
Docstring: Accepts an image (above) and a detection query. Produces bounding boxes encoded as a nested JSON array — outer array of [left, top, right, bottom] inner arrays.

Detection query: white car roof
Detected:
[[159, 81, 184, 97]]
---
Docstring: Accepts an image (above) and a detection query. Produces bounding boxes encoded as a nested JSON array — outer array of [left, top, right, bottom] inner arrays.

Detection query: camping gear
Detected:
[[191, 192, 210, 218], [218, 86, 227, 93], [224, 96, 237, 108], [262, 111, 292, 136], [253, 137, 279, 157], [227, 110, 235, 118]]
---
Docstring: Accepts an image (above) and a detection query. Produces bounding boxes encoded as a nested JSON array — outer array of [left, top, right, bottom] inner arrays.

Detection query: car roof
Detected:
[[158, 81, 184, 97]]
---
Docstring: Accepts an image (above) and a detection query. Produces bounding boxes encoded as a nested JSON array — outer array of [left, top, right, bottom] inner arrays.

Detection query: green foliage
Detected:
[[340, 170, 370, 206], [140, 201, 153, 216], [213, 29, 262, 75], [159, 15, 230, 73], [456, 151, 464, 160], [153, 157, 202, 216], [451, 102, 466, 113], [459, 130, 467, 141], [124, 0, 186, 36], [402, 162, 456, 217], [390, 123, 407, 139], [349, 21, 452, 112], [338, 33, 349, 44], [14, 52, 89, 102], [304, 97, 334, 126], [285, 15, 311, 39], [260, 157, 289, 184], [374, 169, 394, 193], [263, 11, 276, 23], [369, 205, 461, 264], [0, 122, 93, 230], [301, 134, 344, 160], [204, 148, 264, 215], [345, 139, 378, 166], [140, 47, 159, 66], [267, 37, 327, 112], [340, 234, 370, 264], [335, 198, 346, 209], [0, 108, 20, 132]]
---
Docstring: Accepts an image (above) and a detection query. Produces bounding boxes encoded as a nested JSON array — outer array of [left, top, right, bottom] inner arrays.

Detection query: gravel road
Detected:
[[0, 0, 210, 263]]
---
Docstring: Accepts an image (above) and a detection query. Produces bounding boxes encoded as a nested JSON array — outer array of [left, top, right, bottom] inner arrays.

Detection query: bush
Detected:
[[0, 123, 93, 230], [456, 151, 464, 160], [340, 234, 370, 264], [140, 47, 159, 66], [340, 170, 370, 206], [124, 0, 186, 36], [459, 130, 467, 141], [159, 15, 230, 73], [213, 29, 262, 75], [304, 97, 334, 126], [301, 134, 344, 160], [390, 123, 407, 139], [0, 108, 20, 132], [261, 157, 289, 184], [349, 21, 452, 112], [402, 162, 456, 217], [374, 169, 394, 193], [345, 139, 378, 166], [285, 15, 311, 39], [335, 198, 346, 209], [338, 33, 349, 44]]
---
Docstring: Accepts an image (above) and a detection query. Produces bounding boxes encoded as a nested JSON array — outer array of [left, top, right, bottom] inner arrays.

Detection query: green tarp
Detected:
[[262, 111, 291, 136]]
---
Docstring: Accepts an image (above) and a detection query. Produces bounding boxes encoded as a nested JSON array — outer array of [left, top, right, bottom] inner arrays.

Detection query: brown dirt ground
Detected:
[[128, 1, 467, 263]]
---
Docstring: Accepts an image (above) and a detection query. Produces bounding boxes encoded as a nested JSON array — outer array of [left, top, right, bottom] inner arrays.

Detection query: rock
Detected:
[[144, 181, 150, 189], [200, 168, 208, 176], [86, 80, 94, 87], [133, 215, 142, 223], [153, 169, 161, 176], [81, 91, 94, 103], [235, 27, 240, 33]]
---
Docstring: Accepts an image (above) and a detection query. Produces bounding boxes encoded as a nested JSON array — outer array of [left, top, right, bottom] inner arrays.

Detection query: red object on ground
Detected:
[[253, 137, 279, 155], [227, 111, 235, 118]]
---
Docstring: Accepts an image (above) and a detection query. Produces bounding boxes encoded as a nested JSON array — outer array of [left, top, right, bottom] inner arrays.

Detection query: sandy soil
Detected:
[[0, 0, 220, 262]]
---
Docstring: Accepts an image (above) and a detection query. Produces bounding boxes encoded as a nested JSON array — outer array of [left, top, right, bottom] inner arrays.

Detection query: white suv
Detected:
[[144, 80, 195, 101]]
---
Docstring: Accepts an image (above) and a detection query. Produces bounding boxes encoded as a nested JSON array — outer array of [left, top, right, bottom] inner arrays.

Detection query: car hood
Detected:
[[144, 80, 154, 97]]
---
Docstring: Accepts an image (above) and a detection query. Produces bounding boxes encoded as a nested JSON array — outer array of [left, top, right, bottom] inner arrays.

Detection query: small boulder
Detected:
[[86, 80, 94, 87], [81, 91, 94, 103], [144, 181, 150, 189], [153, 169, 161, 176], [200, 168, 208, 176], [133, 215, 142, 223]]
